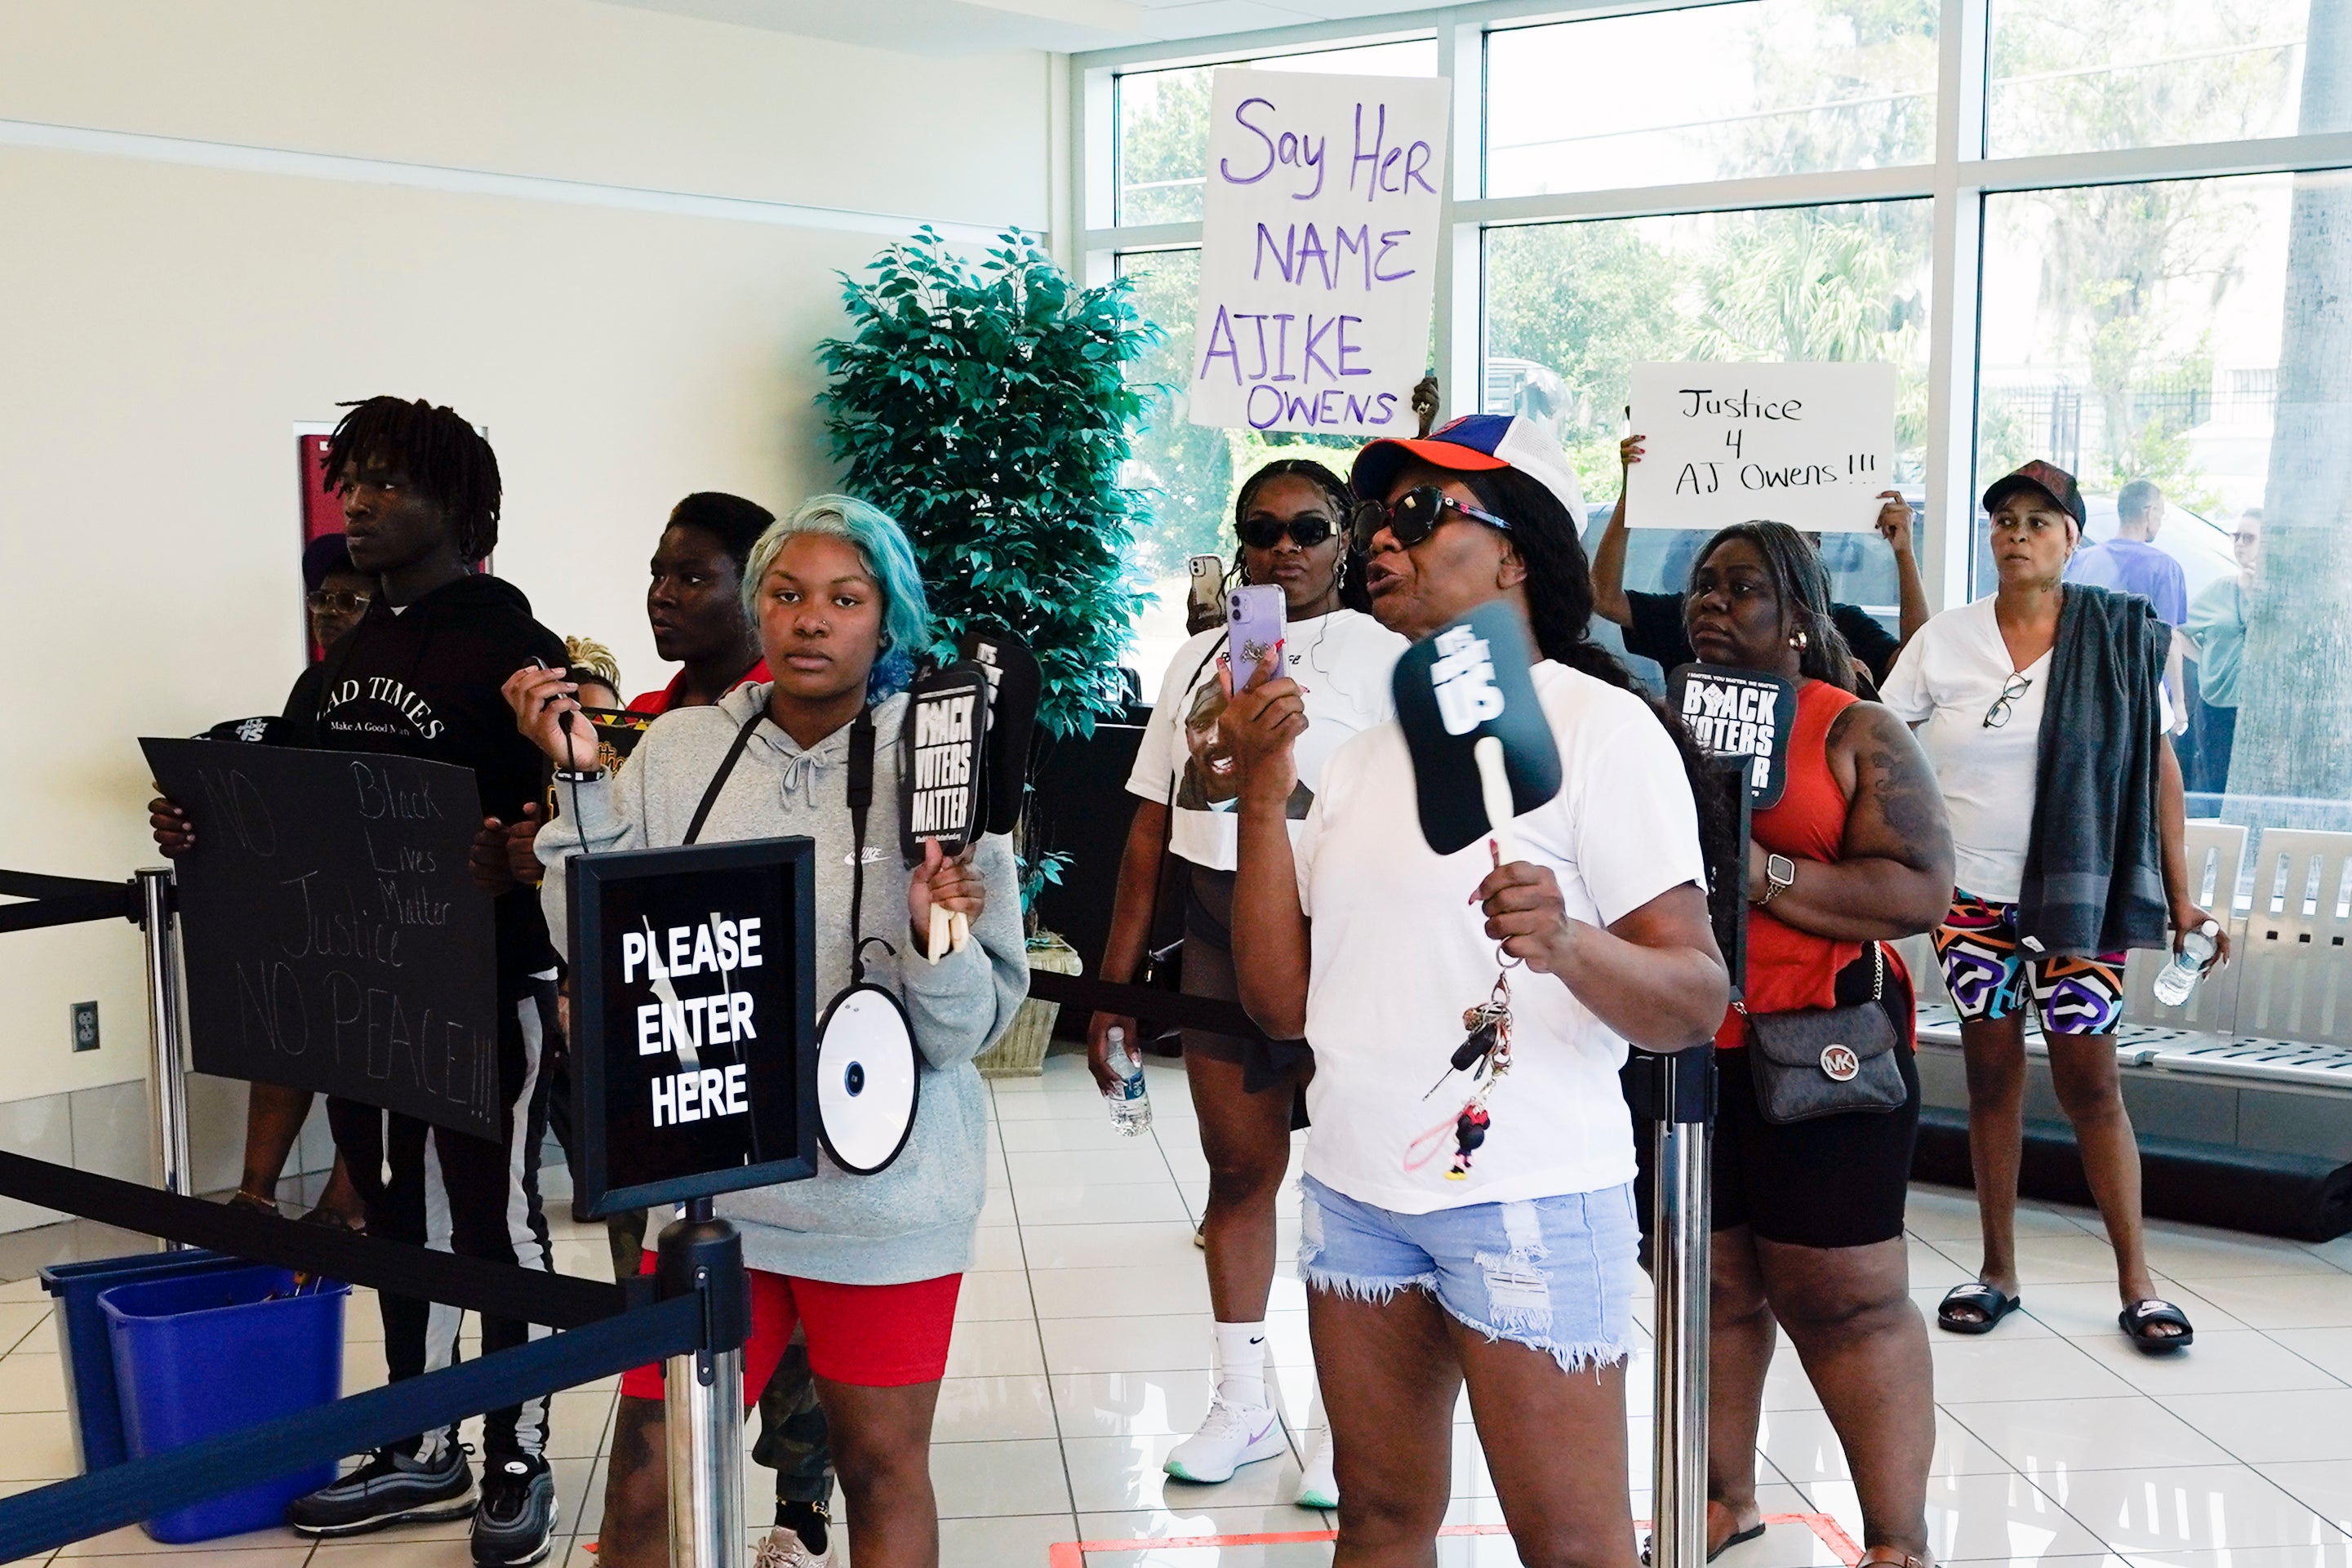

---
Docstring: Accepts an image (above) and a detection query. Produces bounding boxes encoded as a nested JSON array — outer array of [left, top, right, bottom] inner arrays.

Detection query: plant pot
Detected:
[[977, 934, 1082, 1078]]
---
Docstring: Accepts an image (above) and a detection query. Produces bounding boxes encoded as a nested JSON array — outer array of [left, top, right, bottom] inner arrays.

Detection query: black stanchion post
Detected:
[[1647, 1044, 1715, 1568], [657, 1197, 749, 1567], [135, 867, 191, 1244]]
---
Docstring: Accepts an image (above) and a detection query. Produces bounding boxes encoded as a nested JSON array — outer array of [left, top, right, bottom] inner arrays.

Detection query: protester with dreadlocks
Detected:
[[1085, 456, 1404, 1508], [147, 395, 570, 1567], [1216, 415, 1730, 1566]]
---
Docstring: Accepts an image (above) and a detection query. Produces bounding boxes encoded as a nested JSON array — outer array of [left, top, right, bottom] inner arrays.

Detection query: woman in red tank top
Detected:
[[1668, 523, 1954, 1568]]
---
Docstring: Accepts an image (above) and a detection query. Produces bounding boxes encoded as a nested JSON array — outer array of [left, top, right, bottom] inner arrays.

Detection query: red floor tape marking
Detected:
[[1050, 1512, 1865, 1566]]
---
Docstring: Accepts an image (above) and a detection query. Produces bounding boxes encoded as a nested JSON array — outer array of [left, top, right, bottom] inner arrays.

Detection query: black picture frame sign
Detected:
[[567, 837, 819, 1219]]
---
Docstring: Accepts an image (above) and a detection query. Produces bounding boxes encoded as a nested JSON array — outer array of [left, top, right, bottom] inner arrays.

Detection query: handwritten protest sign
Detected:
[[1189, 68, 1452, 436], [140, 738, 499, 1140], [1626, 362, 1898, 531]]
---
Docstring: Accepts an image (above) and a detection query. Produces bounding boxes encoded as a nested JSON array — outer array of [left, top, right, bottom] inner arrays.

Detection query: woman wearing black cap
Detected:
[[1220, 415, 1729, 1566], [1880, 460, 2225, 1353]]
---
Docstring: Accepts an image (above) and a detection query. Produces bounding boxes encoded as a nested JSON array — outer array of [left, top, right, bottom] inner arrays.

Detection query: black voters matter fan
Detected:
[[958, 629, 1041, 837], [1391, 602, 1563, 860], [899, 661, 990, 960], [1667, 664, 1797, 810]]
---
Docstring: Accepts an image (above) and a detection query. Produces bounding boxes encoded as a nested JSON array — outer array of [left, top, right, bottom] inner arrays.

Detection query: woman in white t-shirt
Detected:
[[1219, 417, 1729, 1565], [1879, 460, 2225, 1355], [1086, 459, 1406, 1504]]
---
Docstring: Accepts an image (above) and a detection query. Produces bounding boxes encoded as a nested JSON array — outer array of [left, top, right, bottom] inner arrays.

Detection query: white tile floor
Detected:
[[4, 1046, 2352, 1565]]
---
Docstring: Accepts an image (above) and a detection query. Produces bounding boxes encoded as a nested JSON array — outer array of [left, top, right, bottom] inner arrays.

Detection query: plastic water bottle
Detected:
[[1105, 1027, 1152, 1136], [2152, 920, 2221, 1007]]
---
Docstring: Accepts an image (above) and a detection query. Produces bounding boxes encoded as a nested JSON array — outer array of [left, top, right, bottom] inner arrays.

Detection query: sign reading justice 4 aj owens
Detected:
[[1189, 68, 1452, 436], [567, 838, 817, 1218], [140, 739, 500, 1139], [1627, 362, 1899, 531]]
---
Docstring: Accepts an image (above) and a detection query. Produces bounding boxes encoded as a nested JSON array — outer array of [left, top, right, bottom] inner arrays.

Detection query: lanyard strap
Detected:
[[683, 704, 882, 983]]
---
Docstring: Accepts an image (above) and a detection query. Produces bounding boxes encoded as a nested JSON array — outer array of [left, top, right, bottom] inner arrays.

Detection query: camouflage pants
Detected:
[[752, 1327, 835, 1506]]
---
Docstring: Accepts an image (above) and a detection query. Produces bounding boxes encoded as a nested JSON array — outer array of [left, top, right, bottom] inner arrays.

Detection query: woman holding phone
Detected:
[[526, 495, 1027, 1568], [1220, 415, 1728, 1566], [1087, 459, 1405, 1504]]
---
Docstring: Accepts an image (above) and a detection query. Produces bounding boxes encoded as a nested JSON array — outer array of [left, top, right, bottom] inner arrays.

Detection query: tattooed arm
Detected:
[[1746, 702, 1956, 942]]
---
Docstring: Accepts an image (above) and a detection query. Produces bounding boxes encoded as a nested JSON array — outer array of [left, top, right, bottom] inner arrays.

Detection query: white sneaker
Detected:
[[1295, 1428, 1338, 1509], [754, 1524, 831, 1567], [1163, 1396, 1286, 1484]]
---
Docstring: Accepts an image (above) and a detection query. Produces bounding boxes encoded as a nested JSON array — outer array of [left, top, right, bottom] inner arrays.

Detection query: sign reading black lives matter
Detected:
[[567, 837, 816, 1217], [1667, 664, 1798, 811], [140, 739, 500, 1139]]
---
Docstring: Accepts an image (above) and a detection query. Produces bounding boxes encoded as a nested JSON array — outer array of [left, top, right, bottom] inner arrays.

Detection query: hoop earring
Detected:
[[1790, 629, 1808, 651]]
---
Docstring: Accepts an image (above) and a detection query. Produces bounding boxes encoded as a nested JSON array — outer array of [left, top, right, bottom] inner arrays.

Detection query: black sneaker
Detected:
[[288, 1443, 477, 1536], [471, 1452, 559, 1567]]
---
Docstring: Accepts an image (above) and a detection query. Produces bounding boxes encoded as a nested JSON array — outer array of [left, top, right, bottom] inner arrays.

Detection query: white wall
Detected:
[[0, 0, 1055, 1109]]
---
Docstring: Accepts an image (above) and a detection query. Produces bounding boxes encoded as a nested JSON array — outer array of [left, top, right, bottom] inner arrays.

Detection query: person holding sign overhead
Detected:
[[1594, 434, 1929, 687], [1218, 415, 1728, 1567], [1087, 458, 1404, 1508], [526, 495, 1026, 1568], [1662, 522, 1952, 1568]]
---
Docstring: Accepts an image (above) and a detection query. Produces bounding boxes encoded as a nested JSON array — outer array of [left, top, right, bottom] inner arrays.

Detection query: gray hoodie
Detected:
[[537, 682, 1027, 1285]]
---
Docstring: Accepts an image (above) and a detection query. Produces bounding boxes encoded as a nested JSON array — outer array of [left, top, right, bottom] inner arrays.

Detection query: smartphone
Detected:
[[1226, 584, 1286, 684]]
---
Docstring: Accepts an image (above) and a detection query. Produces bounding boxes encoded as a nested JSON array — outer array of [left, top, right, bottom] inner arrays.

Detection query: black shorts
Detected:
[[1634, 951, 1919, 1251], [1179, 865, 1311, 1125]]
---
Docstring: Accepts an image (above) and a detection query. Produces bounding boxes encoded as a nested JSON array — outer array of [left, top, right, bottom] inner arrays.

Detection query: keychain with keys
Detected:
[[1407, 842, 1520, 1180]]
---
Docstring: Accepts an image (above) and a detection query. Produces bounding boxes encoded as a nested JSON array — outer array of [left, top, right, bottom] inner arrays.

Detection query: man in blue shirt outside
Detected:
[[2067, 478, 2190, 738]]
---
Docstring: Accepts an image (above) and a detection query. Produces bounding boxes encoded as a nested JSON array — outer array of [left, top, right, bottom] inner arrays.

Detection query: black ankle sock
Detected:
[[778, 1499, 829, 1553]]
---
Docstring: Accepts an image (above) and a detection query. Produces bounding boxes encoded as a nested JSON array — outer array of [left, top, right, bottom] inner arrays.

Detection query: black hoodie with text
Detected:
[[294, 572, 567, 982]]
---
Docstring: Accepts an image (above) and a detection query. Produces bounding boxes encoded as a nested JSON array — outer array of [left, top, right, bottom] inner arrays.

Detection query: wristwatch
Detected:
[[1754, 853, 1797, 907], [551, 766, 606, 784]]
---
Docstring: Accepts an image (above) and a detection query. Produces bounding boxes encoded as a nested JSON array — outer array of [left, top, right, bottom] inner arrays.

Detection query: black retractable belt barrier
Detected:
[[0, 872, 143, 936], [0, 1150, 638, 1328], [0, 1294, 702, 1563], [1023, 970, 1267, 1043]]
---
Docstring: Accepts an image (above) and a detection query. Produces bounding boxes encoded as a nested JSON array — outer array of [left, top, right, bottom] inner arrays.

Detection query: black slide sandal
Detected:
[[1643, 1507, 1767, 1564], [1936, 1281, 2023, 1335], [2120, 1298, 2194, 1354]]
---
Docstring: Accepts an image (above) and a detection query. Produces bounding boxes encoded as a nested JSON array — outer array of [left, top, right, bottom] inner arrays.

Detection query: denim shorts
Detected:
[[1297, 1173, 1640, 1372]]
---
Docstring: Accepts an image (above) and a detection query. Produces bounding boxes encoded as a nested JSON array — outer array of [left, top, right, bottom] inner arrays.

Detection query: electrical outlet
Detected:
[[70, 1001, 99, 1052]]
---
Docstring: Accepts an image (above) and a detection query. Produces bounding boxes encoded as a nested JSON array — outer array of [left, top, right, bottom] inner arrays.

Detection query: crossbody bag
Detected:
[[1741, 941, 1904, 1124]]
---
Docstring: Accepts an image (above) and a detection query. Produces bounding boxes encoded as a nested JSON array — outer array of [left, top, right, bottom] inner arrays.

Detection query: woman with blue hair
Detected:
[[514, 494, 1029, 1568]]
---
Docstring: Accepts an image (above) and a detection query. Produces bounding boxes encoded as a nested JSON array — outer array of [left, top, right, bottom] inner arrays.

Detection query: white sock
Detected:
[[1214, 1320, 1269, 1410]]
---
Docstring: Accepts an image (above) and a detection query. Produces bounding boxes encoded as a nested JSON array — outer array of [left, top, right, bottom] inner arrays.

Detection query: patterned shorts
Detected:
[[1932, 892, 2127, 1036]]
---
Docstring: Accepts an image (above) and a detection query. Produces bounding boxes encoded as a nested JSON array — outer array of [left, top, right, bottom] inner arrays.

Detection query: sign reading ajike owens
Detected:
[[140, 738, 500, 1140], [1189, 68, 1452, 437]]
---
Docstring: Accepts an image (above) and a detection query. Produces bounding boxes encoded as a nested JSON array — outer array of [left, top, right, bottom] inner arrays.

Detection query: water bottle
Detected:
[[2152, 920, 2221, 1007], [1105, 1026, 1152, 1136]]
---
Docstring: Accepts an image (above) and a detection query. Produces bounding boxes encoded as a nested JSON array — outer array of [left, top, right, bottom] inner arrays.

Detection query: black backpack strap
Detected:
[[847, 707, 878, 981], [683, 706, 768, 846]]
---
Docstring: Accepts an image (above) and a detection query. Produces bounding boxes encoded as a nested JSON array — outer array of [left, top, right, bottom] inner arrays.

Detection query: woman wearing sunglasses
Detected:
[[1220, 416, 1729, 1566], [1087, 459, 1406, 1505], [1879, 460, 2225, 1354]]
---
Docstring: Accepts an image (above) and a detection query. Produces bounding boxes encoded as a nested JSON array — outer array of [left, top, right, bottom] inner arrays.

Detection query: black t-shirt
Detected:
[[1624, 589, 1901, 683], [295, 573, 567, 981]]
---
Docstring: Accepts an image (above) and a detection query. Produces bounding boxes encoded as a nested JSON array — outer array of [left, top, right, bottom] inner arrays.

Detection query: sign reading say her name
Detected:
[[1189, 68, 1452, 436], [1667, 664, 1798, 810], [140, 738, 499, 1139], [1627, 362, 1898, 531], [567, 837, 816, 1216]]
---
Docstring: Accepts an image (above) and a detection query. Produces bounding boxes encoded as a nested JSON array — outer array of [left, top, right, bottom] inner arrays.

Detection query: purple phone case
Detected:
[[1226, 585, 1286, 683]]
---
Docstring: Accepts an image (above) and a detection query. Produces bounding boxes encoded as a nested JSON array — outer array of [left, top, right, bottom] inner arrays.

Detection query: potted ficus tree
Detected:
[[818, 226, 1160, 1073]]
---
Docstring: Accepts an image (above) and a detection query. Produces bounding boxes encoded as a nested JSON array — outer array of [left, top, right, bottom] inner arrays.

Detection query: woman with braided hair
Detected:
[[1087, 457, 1405, 1505], [1219, 415, 1730, 1567]]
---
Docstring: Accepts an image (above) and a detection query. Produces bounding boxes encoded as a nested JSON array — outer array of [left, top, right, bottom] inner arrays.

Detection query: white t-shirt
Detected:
[[1292, 661, 1707, 1215], [1127, 609, 1406, 872], [1879, 593, 2168, 904]]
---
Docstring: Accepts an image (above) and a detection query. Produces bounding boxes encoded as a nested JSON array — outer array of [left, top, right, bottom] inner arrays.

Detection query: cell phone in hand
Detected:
[[1187, 555, 1227, 633], [1226, 585, 1286, 686]]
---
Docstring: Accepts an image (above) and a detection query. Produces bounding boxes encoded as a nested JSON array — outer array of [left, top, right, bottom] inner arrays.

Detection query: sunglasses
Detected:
[[1236, 513, 1336, 550], [307, 589, 375, 615], [1983, 671, 2031, 729], [1349, 486, 1514, 552]]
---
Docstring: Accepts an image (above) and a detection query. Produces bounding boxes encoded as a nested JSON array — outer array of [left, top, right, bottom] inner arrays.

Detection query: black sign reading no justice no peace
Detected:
[[140, 739, 500, 1141]]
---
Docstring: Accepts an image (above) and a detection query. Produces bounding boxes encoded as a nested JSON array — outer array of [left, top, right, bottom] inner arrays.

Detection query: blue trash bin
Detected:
[[39, 1250, 249, 1473], [100, 1264, 349, 1542]]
